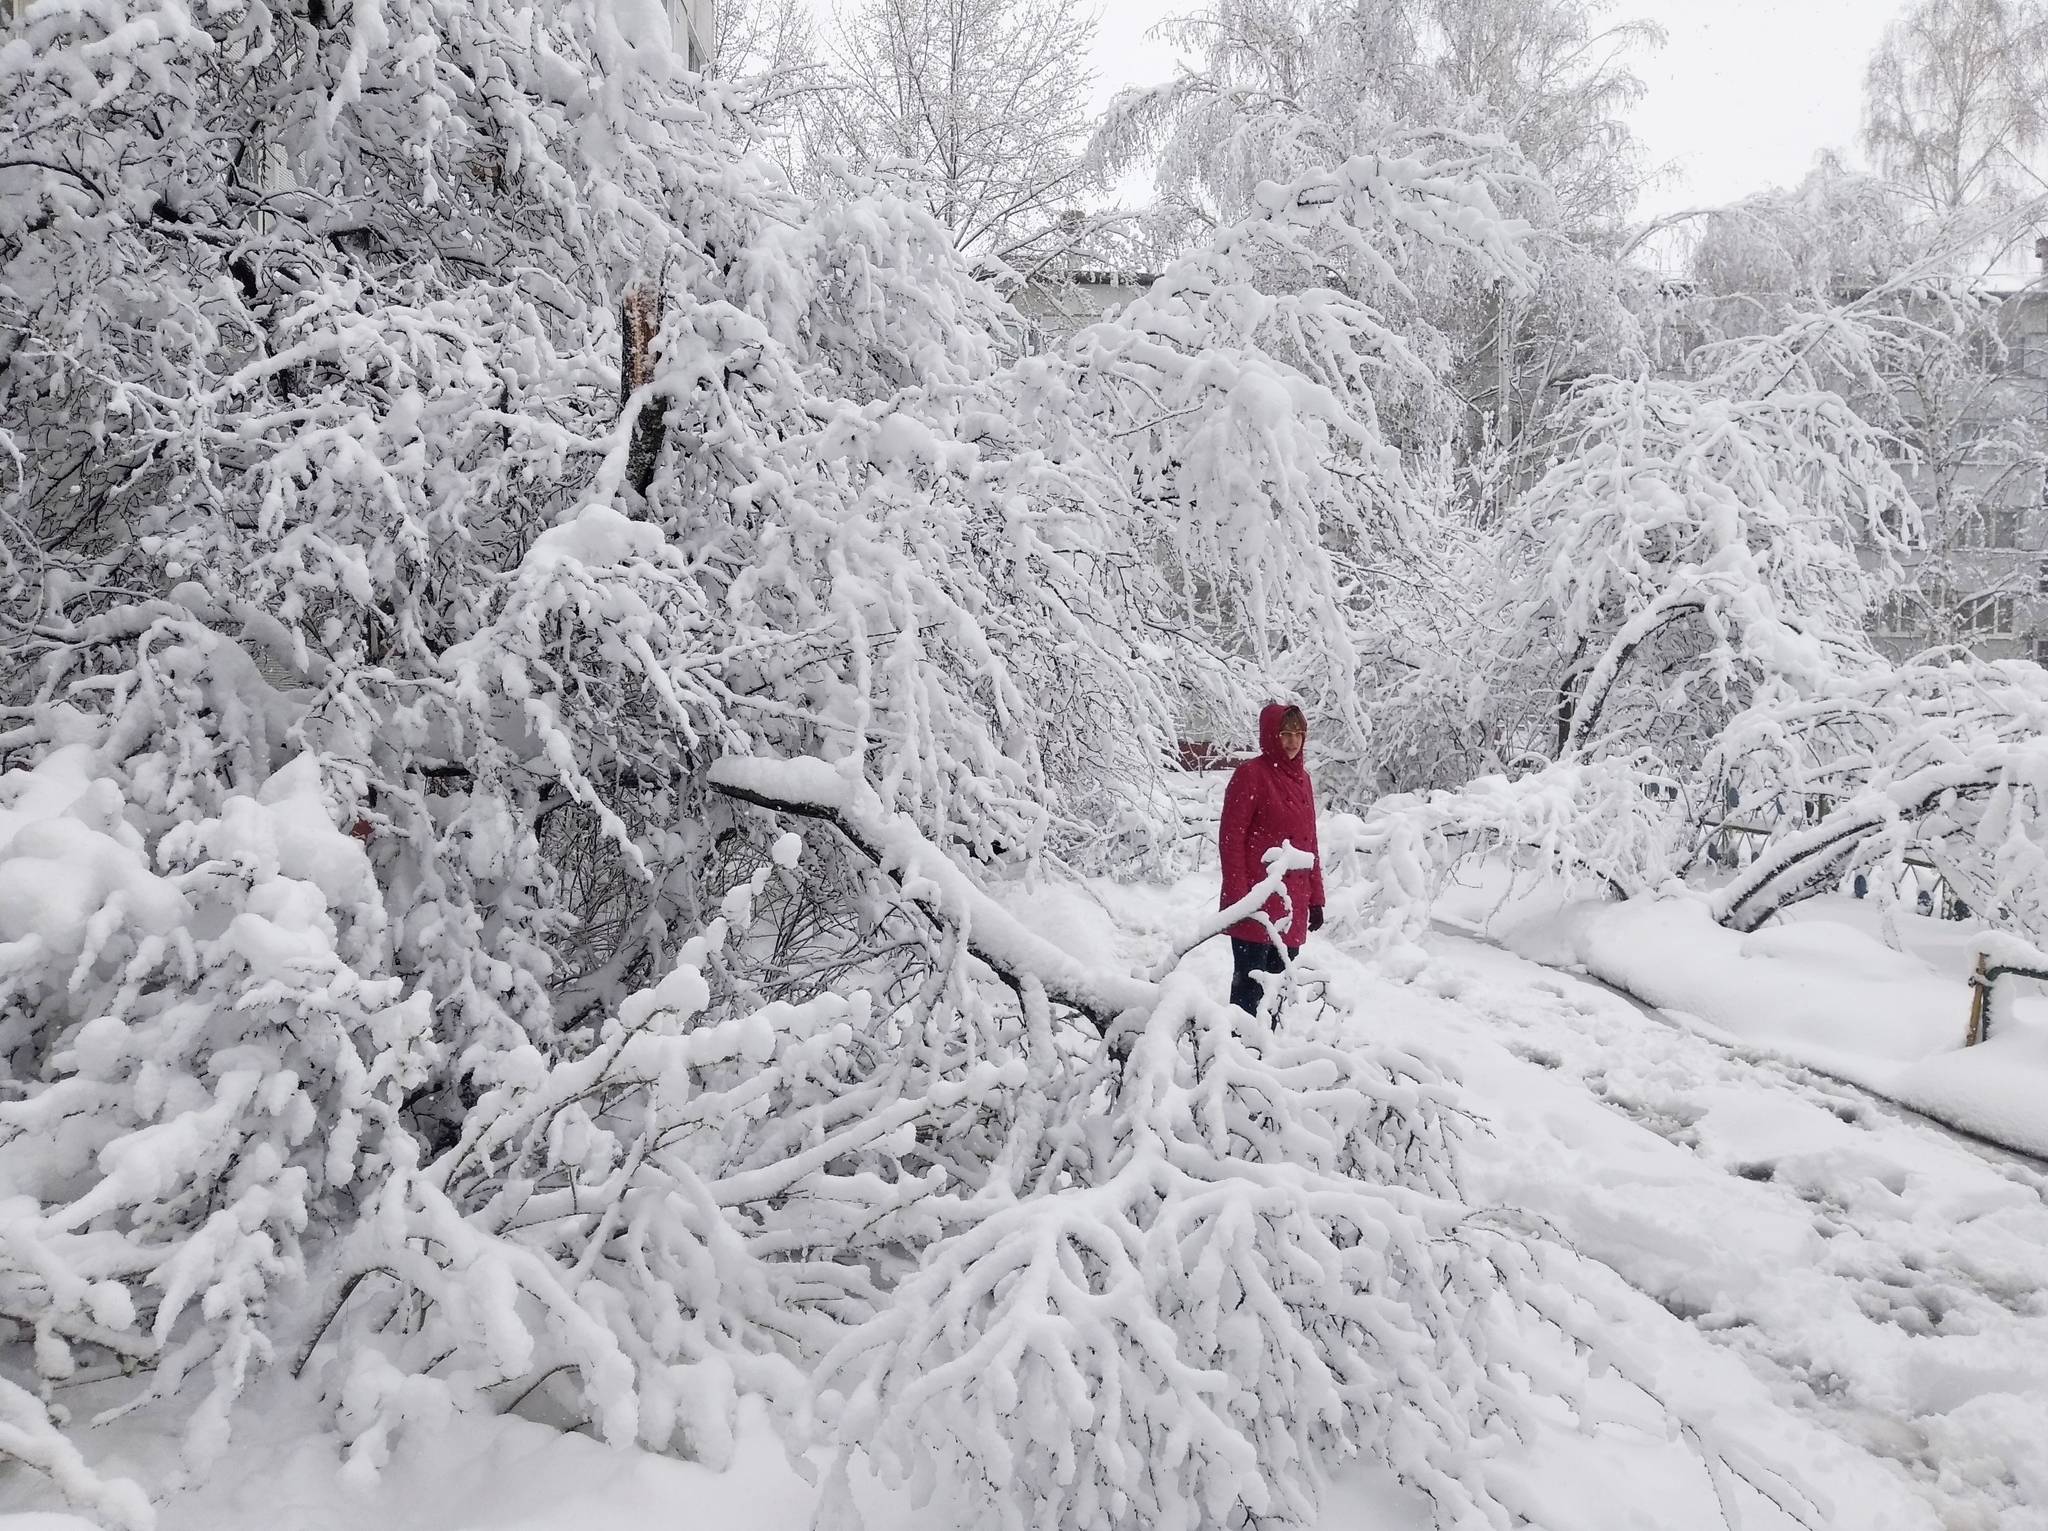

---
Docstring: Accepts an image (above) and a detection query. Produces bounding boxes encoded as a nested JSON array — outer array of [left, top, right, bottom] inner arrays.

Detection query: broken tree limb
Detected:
[[619, 275, 666, 496], [1145, 841, 1317, 981], [708, 755, 1158, 1034]]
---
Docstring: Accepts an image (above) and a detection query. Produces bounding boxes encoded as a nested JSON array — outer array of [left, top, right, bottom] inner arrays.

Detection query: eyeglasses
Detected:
[[1278, 726, 1306, 739]]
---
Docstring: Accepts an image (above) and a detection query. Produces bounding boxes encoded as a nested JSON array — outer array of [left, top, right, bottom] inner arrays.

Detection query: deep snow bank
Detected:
[[1503, 895, 2048, 1158]]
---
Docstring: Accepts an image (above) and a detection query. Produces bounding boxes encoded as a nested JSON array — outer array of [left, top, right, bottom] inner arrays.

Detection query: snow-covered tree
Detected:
[[806, 0, 1107, 271], [1332, 286, 1933, 941], [1863, 0, 2048, 219], [1041, 145, 1535, 798], [1098, 0, 1660, 532], [0, 0, 1665, 1524], [0, 0, 1165, 1505], [1654, 153, 2048, 659], [1104, 0, 1660, 248], [1497, 367, 1910, 768], [705, 0, 822, 177]]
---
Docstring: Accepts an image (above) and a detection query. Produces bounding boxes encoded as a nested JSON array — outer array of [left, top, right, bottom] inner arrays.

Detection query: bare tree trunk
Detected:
[[620, 276, 665, 498]]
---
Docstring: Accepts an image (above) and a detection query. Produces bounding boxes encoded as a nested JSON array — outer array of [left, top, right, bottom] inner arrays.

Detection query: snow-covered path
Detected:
[[1343, 922, 2048, 1529]]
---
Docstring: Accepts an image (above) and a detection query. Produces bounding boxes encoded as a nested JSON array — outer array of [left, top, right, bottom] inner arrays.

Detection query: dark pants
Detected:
[[1229, 936, 1299, 1017]]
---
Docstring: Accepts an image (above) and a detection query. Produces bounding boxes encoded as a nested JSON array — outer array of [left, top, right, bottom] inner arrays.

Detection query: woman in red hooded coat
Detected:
[[1219, 702, 1324, 1016]]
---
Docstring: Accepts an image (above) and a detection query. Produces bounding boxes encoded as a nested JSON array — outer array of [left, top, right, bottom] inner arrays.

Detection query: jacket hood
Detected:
[[1258, 702, 1305, 774]]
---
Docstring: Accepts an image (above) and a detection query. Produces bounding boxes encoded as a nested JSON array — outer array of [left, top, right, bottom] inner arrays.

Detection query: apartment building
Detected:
[[666, 0, 716, 72], [1007, 270, 1159, 353], [1871, 264, 2048, 666]]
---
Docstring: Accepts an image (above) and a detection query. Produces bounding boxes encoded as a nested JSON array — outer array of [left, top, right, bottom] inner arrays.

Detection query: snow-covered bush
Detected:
[[0, 711, 432, 1516], [814, 967, 1535, 1531]]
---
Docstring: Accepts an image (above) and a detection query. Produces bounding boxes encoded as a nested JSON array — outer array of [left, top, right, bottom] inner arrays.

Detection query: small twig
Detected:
[[498, 1363, 579, 1418], [291, 1266, 399, 1379]]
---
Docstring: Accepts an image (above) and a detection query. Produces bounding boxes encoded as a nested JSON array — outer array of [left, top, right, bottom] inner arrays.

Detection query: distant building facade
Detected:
[[665, 0, 716, 72], [1008, 270, 1159, 353], [1868, 257, 2048, 667]]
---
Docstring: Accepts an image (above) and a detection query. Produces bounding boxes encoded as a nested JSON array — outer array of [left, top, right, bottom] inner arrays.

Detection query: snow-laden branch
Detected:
[[1323, 758, 1684, 952], [1146, 840, 1317, 981], [1709, 660, 2048, 935], [710, 755, 1158, 1033], [813, 966, 1526, 1531], [1352, 653, 2048, 951], [0, 1374, 154, 1531]]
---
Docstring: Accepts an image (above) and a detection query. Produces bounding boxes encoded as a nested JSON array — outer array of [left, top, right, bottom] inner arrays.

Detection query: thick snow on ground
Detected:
[[0, 1393, 1441, 1531], [1487, 886, 2048, 1158], [1107, 874, 2048, 1531], [5, 863, 2047, 1530], [1425, 933, 2048, 1529]]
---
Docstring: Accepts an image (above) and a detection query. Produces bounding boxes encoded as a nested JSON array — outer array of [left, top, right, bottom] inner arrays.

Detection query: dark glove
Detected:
[[1308, 905, 1325, 933]]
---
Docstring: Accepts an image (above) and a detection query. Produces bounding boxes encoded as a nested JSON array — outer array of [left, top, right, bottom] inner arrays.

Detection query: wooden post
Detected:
[[1966, 950, 1988, 1047]]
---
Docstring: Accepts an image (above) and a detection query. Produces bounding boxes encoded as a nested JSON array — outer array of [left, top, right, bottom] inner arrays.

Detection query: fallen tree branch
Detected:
[[1145, 841, 1316, 981], [709, 755, 1158, 1034]]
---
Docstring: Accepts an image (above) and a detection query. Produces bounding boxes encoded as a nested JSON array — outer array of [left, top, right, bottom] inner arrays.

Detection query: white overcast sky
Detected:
[[1085, 0, 1907, 222]]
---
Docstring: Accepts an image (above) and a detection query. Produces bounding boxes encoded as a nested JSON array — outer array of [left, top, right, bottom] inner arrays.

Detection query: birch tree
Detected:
[[811, 0, 1106, 270], [1863, 0, 2048, 219]]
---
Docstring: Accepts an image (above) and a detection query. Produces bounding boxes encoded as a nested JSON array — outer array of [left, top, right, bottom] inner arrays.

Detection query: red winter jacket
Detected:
[[1219, 703, 1325, 946]]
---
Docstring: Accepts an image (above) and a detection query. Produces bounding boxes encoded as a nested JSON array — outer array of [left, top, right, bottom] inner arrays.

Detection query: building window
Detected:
[[1958, 505, 2022, 548], [1969, 333, 2010, 373], [2038, 557, 2048, 594], [1959, 592, 2016, 635], [2035, 636, 2048, 667], [1878, 591, 1925, 635], [1879, 503, 1924, 548]]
